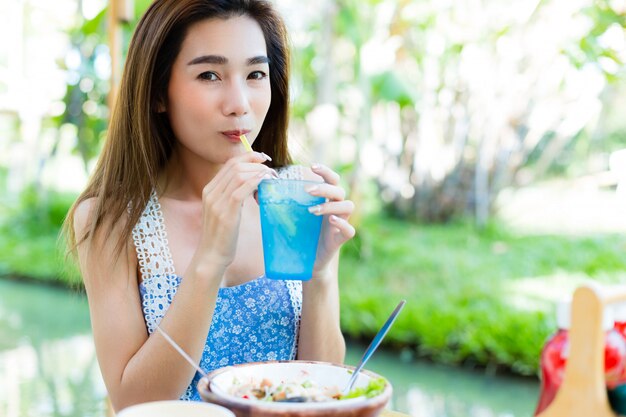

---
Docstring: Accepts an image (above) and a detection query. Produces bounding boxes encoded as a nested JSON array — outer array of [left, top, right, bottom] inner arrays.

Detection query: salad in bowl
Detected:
[[197, 360, 392, 417]]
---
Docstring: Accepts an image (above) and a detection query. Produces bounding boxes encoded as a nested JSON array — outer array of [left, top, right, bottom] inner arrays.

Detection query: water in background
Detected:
[[0, 279, 539, 417], [0, 279, 105, 417], [345, 341, 538, 416]]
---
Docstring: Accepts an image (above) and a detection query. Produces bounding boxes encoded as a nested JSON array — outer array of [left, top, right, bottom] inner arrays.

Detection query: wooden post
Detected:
[[537, 285, 617, 417], [107, 0, 134, 112]]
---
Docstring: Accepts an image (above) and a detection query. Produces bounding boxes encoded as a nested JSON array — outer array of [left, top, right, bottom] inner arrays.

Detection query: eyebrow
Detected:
[[187, 55, 270, 66]]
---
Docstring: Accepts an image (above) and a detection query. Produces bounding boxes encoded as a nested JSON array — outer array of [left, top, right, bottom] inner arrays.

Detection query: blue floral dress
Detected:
[[132, 168, 303, 401]]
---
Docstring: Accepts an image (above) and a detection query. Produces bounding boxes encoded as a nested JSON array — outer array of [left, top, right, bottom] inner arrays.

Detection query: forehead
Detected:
[[178, 15, 268, 62]]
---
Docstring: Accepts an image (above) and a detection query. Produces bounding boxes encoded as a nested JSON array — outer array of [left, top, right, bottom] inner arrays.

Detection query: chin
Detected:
[[211, 149, 243, 164]]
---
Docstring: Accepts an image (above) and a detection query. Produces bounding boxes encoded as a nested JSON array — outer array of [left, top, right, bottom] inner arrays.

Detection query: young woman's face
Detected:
[[166, 15, 271, 164]]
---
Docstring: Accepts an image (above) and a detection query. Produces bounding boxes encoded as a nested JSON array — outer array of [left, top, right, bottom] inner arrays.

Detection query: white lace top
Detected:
[[131, 165, 303, 401]]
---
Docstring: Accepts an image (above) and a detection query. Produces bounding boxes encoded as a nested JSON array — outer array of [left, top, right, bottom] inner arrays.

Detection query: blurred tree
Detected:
[[51, 8, 110, 174], [49, 0, 151, 175], [47, 0, 626, 226], [295, 0, 626, 225]]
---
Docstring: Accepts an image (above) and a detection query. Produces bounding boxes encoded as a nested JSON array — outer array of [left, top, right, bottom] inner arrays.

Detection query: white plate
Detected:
[[117, 400, 235, 417]]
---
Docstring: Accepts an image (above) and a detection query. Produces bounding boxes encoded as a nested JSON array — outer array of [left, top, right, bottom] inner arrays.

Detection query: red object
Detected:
[[534, 329, 567, 415], [607, 330, 626, 387], [534, 327, 626, 415], [615, 320, 626, 383], [616, 321, 626, 336]]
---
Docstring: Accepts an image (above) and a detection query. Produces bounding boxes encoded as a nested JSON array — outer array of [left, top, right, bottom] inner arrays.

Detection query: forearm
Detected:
[[108, 262, 223, 410], [297, 256, 345, 363]]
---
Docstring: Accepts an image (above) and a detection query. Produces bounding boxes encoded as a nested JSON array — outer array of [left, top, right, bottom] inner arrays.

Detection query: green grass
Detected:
[[0, 187, 79, 285], [339, 216, 626, 375], [3, 188, 626, 376]]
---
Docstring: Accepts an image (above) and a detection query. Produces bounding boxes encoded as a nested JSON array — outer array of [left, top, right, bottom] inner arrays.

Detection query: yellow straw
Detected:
[[239, 134, 253, 152]]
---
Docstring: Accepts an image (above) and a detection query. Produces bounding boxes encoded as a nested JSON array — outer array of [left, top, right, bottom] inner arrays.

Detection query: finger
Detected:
[[204, 152, 270, 189], [232, 151, 272, 164], [232, 161, 277, 172], [328, 214, 356, 240], [210, 170, 272, 216], [210, 152, 271, 189], [205, 161, 277, 198], [227, 170, 273, 206], [311, 164, 340, 186], [308, 200, 354, 217], [219, 167, 275, 197], [305, 183, 346, 201]]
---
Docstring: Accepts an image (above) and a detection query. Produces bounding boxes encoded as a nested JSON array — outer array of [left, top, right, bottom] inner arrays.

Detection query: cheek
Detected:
[[167, 105, 206, 152], [170, 79, 205, 115], [168, 84, 210, 134], [256, 86, 272, 117]]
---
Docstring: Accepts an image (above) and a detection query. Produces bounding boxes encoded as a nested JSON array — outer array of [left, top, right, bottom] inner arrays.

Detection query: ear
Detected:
[[154, 94, 167, 113], [156, 100, 167, 113]]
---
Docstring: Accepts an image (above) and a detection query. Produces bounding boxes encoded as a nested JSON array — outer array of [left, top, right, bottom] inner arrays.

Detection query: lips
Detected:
[[222, 129, 251, 142]]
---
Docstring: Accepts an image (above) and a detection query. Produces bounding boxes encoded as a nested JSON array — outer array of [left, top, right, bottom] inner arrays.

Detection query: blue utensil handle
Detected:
[[344, 300, 406, 394]]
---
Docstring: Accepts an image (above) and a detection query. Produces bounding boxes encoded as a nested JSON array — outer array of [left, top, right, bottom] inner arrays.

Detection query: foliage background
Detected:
[[1, 0, 626, 379]]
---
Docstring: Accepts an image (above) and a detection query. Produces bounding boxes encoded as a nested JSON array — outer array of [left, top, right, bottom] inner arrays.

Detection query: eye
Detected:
[[248, 71, 268, 80], [198, 71, 219, 81]]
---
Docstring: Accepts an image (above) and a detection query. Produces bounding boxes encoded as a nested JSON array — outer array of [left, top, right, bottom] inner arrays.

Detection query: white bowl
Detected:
[[117, 400, 235, 417], [197, 360, 392, 417]]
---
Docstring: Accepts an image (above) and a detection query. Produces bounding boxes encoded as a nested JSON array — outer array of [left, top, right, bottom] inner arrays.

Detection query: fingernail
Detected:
[[311, 163, 321, 170], [261, 152, 272, 161], [308, 205, 322, 214], [271, 170, 279, 178], [305, 185, 319, 193], [330, 215, 338, 222]]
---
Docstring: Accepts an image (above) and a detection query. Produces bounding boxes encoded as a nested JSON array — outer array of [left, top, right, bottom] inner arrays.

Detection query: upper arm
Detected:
[[73, 199, 148, 398]]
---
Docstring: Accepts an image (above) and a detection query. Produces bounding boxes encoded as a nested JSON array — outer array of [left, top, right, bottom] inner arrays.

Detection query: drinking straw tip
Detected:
[[240, 134, 253, 152]]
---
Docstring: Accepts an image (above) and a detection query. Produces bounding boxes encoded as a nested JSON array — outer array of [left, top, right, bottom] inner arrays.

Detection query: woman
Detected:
[[64, 0, 355, 411]]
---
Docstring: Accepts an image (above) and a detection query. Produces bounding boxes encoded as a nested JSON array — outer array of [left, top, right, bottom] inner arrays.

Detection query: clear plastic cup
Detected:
[[258, 179, 325, 280]]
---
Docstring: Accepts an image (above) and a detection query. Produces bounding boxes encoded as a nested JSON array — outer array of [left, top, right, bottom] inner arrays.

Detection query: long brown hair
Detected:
[[64, 0, 292, 256]]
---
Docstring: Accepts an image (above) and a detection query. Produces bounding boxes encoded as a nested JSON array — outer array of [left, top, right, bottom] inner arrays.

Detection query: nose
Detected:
[[221, 79, 250, 117]]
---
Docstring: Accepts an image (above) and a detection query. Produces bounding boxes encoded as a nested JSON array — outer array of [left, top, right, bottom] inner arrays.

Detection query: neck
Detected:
[[160, 146, 222, 200]]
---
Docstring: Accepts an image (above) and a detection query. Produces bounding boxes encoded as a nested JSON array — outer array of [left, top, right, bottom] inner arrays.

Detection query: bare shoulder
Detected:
[[73, 197, 136, 288], [73, 197, 96, 238], [73, 197, 130, 242], [73, 197, 128, 245]]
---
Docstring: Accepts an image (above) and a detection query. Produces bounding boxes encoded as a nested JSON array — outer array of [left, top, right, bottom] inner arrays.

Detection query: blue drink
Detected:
[[258, 179, 326, 281]]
